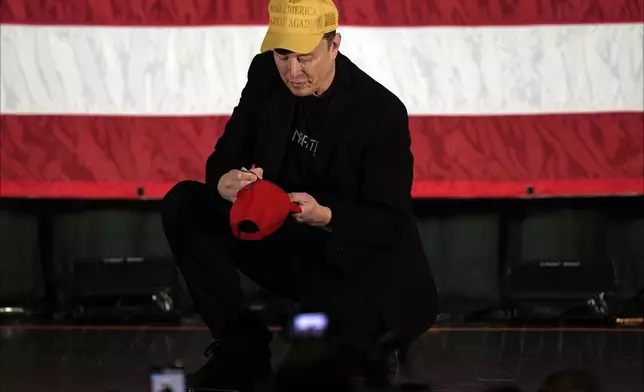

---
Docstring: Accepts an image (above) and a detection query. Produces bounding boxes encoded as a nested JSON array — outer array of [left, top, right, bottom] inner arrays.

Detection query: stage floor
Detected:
[[0, 323, 642, 392]]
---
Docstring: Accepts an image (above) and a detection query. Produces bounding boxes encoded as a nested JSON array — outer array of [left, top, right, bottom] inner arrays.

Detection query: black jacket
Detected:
[[206, 52, 438, 344]]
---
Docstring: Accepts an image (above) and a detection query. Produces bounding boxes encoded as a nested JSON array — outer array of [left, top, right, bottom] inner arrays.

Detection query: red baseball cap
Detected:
[[230, 180, 303, 240]]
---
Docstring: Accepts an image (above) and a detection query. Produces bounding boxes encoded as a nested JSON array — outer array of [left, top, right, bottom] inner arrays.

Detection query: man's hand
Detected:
[[217, 167, 263, 202], [289, 192, 332, 227]]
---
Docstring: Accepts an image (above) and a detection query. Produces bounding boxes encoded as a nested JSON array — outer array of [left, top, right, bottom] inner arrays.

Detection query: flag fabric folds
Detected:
[[1, 0, 642, 199]]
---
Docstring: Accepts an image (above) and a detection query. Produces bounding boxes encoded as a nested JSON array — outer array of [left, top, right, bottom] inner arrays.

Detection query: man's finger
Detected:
[[237, 172, 256, 181], [289, 192, 308, 201], [250, 167, 264, 179]]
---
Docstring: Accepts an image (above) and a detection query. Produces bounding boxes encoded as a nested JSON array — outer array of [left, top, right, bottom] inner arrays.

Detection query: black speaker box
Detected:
[[509, 259, 615, 302], [68, 256, 181, 320]]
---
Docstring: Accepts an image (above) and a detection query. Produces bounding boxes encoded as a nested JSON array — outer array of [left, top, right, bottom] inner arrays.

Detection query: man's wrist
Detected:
[[318, 206, 332, 227]]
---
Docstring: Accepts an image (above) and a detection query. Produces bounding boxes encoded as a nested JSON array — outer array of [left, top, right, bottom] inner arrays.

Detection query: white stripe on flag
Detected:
[[1, 23, 642, 116]]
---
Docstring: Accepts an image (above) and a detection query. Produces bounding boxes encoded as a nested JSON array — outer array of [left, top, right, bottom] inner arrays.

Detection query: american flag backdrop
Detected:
[[0, 0, 642, 199]]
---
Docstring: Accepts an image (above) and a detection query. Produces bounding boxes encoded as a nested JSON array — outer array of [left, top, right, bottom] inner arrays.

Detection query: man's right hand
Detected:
[[217, 167, 263, 202]]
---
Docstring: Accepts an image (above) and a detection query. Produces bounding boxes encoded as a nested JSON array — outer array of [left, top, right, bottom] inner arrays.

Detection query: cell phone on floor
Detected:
[[150, 366, 185, 392]]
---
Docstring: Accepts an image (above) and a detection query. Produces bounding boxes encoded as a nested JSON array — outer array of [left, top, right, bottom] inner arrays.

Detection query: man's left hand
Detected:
[[289, 192, 332, 227]]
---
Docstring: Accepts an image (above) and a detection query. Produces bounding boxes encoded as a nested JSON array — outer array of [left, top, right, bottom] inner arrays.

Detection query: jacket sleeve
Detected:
[[205, 54, 265, 192], [324, 98, 415, 249]]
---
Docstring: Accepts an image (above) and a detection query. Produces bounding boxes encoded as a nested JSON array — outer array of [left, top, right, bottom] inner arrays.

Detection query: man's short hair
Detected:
[[323, 30, 337, 46]]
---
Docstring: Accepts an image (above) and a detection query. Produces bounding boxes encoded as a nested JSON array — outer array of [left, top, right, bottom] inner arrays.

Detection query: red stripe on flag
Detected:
[[1, 113, 642, 199], [1, 0, 642, 26]]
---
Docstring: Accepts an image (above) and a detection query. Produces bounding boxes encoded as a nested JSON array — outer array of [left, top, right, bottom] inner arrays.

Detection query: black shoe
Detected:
[[187, 339, 273, 392], [382, 345, 403, 387], [362, 335, 404, 388], [362, 334, 432, 392]]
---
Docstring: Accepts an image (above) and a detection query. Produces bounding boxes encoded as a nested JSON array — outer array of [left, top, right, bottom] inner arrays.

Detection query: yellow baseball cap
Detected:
[[260, 0, 339, 54]]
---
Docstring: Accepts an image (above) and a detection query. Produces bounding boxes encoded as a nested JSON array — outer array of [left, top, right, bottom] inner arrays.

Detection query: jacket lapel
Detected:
[[257, 88, 295, 182], [311, 54, 354, 177], [311, 87, 352, 177]]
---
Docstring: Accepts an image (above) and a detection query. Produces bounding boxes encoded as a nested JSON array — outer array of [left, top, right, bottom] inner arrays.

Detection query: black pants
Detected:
[[161, 181, 384, 366]]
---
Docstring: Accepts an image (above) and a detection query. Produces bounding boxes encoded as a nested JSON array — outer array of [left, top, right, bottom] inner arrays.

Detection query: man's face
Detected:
[[273, 34, 341, 96]]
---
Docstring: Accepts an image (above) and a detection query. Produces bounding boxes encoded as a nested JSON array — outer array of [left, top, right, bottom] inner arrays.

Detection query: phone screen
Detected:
[[150, 368, 185, 392], [291, 312, 329, 339]]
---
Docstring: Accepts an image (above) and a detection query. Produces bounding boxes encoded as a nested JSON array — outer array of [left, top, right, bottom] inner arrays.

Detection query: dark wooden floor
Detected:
[[0, 322, 642, 392]]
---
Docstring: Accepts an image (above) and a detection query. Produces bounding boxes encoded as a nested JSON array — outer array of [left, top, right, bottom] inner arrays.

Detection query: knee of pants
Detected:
[[161, 180, 208, 227]]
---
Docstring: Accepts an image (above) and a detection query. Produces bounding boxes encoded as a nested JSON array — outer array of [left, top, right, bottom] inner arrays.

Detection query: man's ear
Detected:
[[330, 33, 341, 60], [331, 33, 342, 52]]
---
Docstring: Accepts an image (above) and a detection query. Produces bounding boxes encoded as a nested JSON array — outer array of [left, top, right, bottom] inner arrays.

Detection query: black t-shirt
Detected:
[[276, 78, 337, 194]]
